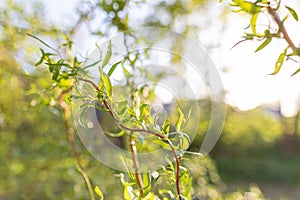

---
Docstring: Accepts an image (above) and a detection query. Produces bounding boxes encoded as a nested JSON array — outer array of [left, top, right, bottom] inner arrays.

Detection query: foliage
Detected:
[[226, 0, 300, 76], [1, 0, 300, 199]]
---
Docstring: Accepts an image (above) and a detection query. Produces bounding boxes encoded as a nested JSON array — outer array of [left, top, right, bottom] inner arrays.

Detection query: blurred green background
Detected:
[[1, 0, 300, 199]]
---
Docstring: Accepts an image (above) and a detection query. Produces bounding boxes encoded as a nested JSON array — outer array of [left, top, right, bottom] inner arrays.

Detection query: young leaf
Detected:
[[108, 61, 121, 77], [100, 73, 112, 98], [102, 41, 112, 68], [286, 6, 298, 21], [175, 107, 184, 132], [161, 119, 170, 135], [250, 13, 259, 34], [291, 68, 300, 76], [270, 50, 287, 75], [142, 173, 151, 197], [255, 37, 271, 52], [94, 186, 104, 200]]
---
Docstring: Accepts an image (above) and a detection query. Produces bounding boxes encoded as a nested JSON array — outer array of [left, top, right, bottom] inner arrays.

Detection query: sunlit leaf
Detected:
[[27, 33, 57, 52], [100, 73, 112, 98], [269, 49, 287, 75], [175, 107, 184, 132], [108, 61, 121, 77], [105, 130, 124, 137], [286, 6, 298, 21], [123, 186, 133, 200], [291, 68, 300, 76], [231, 0, 262, 14], [142, 173, 151, 197], [255, 37, 271, 52], [122, 66, 131, 78], [250, 13, 259, 34], [102, 41, 112, 68], [94, 186, 104, 200], [162, 119, 170, 135]]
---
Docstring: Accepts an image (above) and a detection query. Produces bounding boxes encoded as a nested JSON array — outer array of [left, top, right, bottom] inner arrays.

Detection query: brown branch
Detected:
[[78, 77, 100, 91], [268, 7, 297, 51]]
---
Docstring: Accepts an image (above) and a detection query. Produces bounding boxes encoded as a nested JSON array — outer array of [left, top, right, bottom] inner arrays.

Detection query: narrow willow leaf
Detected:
[[108, 61, 121, 77], [182, 107, 192, 129], [286, 6, 298, 21], [270, 50, 287, 75], [105, 130, 124, 137], [291, 68, 300, 76], [123, 186, 133, 200], [122, 66, 131, 78], [255, 37, 272, 52], [101, 41, 112, 68], [27, 33, 57, 52], [250, 13, 259, 34], [153, 139, 171, 150], [94, 186, 104, 200], [161, 119, 170, 135], [100, 73, 112, 98], [142, 173, 151, 197], [175, 107, 184, 132], [179, 132, 190, 150]]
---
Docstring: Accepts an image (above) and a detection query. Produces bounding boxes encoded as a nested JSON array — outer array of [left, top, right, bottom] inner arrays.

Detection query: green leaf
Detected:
[[94, 186, 104, 200], [231, 1, 262, 14], [270, 49, 287, 75], [139, 104, 150, 121], [105, 130, 124, 137], [108, 61, 121, 77], [161, 119, 170, 135], [286, 6, 298, 21], [102, 41, 112, 68], [250, 13, 259, 34], [153, 139, 171, 150], [100, 73, 112, 98], [182, 107, 192, 129], [142, 173, 151, 197], [123, 186, 133, 200], [255, 37, 272, 52], [27, 33, 57, 52], [175, 107, 184, 132], [122, 66, 131, 78], [291, 68, 300, 76], [117, 100, 128, 115]]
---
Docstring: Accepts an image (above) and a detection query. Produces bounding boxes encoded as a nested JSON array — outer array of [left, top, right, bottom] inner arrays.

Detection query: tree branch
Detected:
[[58, 86, 95, 200], [129, 135, 144, 197], [268, 7, 297, 51]]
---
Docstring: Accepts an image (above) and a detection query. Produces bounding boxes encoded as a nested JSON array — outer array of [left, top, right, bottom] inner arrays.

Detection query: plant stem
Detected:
[[129, 135, 144, 197], [268, 7, 297, 51], [58, 86, 95, 200], [78, 78, 182, 199]]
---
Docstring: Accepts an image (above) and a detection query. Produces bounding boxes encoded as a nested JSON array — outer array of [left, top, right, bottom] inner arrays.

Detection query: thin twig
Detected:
[[129, 135, 144, 197], [268, 7, 297, 51], [58, 86, 95, 200]]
